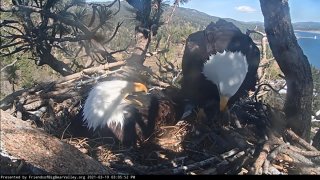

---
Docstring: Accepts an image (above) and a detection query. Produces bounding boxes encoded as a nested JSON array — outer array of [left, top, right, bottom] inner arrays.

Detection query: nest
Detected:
[[1, 62, 319, 175]]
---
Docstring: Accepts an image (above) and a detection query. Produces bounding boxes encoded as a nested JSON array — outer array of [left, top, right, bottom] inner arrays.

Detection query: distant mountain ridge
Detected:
[[117, 1, 319, 29], [90, 1, 320, 32], [292, 22, 320, 31], [174, 6, 320, 32], [89, 1, 320, 41]]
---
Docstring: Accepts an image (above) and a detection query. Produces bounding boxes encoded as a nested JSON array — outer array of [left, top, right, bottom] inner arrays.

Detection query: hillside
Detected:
[[168, 5, 320, 32], [89, 0, 320, 32], [113, 2, 264, 32], [170, 6, 263, 33], [91, 1, 267, 53], [293, 22, 320, 31], [104, 1, 320, 45]]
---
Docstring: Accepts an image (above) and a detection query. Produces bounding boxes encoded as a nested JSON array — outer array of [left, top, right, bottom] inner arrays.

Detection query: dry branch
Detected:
[[288, 146, 320, 157], [0, 59, 18, 72], [285, 129, 318, 151], [151, 156, 221, 175], [250, 140, 271, 174], [56, 61, 126, 84], [0, 61, 126, 113]]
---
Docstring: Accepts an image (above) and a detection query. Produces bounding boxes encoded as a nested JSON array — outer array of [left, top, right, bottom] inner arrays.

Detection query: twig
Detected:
[[227, 151, 245, 162], [102, 21, 124, 45], [0, 59, 18, 72], [285, 129, 318, 151], [268, 143, 289, 160], [221, 148, 241, 159], [283, 148, 314, 166], [262, 159, 270, 174], [61, 122, 72, 140], [146, 49, 169, 57], [253, 83, 285, 102], [288, 144, 320, 157], [23, 100, 45, 111], [201, 160, 229, 175], [250, 140, 271, 174], [151, 156, 220, 175]]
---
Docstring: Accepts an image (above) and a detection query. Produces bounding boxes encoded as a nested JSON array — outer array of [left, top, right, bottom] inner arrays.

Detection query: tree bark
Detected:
[[0, 110, 112, 174], [260, 0, 314, 141], [126, 32, 151, 67]]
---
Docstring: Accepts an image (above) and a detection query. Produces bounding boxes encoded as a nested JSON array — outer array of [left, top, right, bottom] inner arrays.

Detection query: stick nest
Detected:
[[1, 63, 319, 175]]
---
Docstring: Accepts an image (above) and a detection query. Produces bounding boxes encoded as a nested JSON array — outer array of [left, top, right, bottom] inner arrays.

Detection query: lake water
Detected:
[[295, 31, 320, 69]]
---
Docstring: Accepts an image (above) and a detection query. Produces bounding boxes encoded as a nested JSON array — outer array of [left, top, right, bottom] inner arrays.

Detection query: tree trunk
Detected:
[[0, 109, 112, 174], [126, 32, 151, 67], [260, 0, 314, 141]]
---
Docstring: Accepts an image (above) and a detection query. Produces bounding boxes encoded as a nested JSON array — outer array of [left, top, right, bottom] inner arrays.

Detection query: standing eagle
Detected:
[[81, 78, 179, 146], [181, 19, 260, 113]]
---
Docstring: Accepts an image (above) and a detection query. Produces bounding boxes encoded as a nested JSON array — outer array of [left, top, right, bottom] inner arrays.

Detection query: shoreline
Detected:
[[294, 29, 320, 35]]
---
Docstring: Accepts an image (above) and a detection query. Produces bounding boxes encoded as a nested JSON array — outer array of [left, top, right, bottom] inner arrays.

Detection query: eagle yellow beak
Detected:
[[133, 82, 148, 94], [124, 82, 148, 107], [220, 96, 229, 112]]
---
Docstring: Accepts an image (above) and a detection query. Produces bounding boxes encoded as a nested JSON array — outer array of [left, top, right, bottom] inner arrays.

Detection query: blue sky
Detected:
[[180, 0, 320, 22], [86, 0, 320, 22]]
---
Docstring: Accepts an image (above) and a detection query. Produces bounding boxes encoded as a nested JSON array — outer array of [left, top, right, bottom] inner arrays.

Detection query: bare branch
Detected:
[[88, 5, 97, 27], [48, 35, 93, 42], [112, 0, 121, 15], [0, 59, 18, 72], [1, 46, 29, 57], [55, 61, 126, 84], [106, 0, 119, 8], [285, 129, 318, 151], [0, 20, 20, 26], [0, 24, 25, 36], [0, 1, 127, 76], [0, 41, 25, 50], [102, 21, 124, 45]]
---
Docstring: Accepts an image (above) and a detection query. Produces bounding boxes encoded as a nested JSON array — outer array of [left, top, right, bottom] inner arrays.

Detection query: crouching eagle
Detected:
[[181, 19, 260, 113], [81, 79, 179, 146]]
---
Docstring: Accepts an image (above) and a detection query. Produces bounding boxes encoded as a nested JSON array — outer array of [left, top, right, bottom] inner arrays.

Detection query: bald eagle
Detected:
[[181, 19, 260, 113], [81, 80, 179, 146]]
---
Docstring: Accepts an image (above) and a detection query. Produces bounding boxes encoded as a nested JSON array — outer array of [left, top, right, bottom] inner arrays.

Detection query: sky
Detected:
[[180, 0, 320, 23], [87, 0, 319, 23]]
